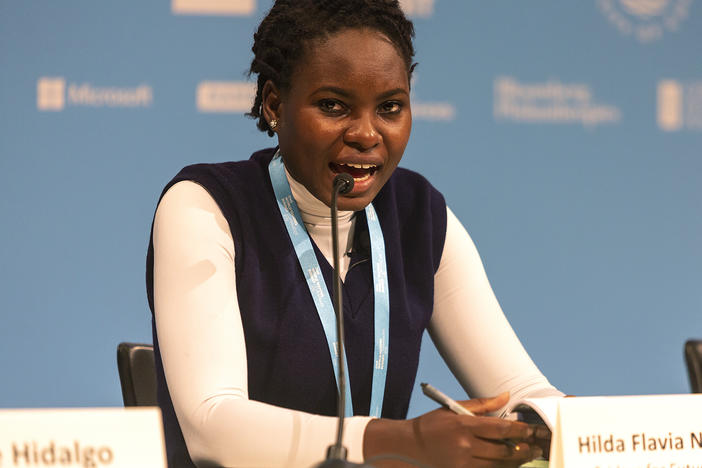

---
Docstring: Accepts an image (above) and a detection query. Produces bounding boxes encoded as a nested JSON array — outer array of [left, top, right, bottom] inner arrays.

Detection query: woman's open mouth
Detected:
[[329, 162, 379, 183]]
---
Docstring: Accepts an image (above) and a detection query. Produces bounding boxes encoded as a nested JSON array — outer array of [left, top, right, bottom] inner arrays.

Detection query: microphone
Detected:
[[315, 174, 373, 468], [328, 173, 353, 460], [334, 173, 354, 196]]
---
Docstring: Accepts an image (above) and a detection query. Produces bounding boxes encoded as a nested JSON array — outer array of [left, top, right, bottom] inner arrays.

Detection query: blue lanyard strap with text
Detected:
[[268, 152, 390, 418]]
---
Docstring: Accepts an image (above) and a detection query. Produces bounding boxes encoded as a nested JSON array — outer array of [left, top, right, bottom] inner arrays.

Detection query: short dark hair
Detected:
[[247, 0, 416, 135]]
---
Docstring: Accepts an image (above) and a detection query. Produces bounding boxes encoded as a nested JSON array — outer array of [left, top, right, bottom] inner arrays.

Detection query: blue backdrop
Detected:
[[1, 0, 700, 418]]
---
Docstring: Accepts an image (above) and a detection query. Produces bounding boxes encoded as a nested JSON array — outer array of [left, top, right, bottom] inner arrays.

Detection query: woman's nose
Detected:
[[344, 113, 381, 151]]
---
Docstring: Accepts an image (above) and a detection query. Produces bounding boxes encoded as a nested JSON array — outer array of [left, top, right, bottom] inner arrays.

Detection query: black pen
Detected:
[[420, 382, 519, 451]]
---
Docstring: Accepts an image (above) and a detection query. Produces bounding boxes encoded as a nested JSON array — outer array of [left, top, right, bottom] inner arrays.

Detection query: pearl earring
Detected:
[[269, 119, 278, 130]]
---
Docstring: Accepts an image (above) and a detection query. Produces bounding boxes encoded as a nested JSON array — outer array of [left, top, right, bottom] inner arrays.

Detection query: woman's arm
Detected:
[[362, 208, 559, 467], [429, 207, 563, 405], [152, 181, 372, 467]]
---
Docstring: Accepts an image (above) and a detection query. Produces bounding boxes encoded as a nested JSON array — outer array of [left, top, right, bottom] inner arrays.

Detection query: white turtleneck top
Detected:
[[152, 169, 562, 467]]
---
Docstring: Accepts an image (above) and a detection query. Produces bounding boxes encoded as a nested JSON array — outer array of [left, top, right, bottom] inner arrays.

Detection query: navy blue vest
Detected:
[[146, 148, 447, 467]]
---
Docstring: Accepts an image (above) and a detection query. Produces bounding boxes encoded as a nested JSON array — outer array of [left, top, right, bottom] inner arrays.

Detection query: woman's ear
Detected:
[[261, 80, 282, 131]]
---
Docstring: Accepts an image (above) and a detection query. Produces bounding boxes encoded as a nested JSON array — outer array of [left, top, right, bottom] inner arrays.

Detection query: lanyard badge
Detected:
[[268, 153, 390, 417]]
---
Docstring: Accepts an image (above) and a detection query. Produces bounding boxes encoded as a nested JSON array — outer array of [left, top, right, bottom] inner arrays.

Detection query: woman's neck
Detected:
[[285, 167, 355, 226], [284, 167, 355, 279]]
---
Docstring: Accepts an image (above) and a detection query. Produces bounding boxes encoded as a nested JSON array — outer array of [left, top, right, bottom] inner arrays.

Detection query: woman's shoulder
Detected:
[[380, 166, 445, 205], [172, 147, 276, 185], [387, 166, 441, 191], [157, 148, 276, 202]]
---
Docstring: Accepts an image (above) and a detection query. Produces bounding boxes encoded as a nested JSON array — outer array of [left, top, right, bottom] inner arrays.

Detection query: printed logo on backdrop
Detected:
[[400, 0, 435, 18], [657, 79, 702, 131], [37, 77, 66, 111], [597, 0, 693, 43], [410, 75, 457, 122], [196, 81, 256, 113], [37, 77, 153, 112], [493, 76, 621, 128], [172, 0, 255, 16], [195, 78, 456, 121]]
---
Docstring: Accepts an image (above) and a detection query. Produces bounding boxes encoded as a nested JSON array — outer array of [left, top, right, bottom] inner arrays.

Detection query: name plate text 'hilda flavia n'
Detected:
[[0, 408, 166, 468], [550, 394, 702, 468]]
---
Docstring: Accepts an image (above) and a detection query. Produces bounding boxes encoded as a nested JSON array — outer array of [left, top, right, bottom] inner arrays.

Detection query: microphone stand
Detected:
[[315, 174, 373, 468]]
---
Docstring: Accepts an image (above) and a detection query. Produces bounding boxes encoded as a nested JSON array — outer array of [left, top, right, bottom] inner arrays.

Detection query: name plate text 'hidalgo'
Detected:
[[0, 408, 166, 468], [550, 394, 702, 468]]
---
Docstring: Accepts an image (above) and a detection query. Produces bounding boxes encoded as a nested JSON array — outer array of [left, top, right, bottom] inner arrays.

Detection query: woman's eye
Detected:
[[318, 100, 345, 114], [379, 101, 402, 114]]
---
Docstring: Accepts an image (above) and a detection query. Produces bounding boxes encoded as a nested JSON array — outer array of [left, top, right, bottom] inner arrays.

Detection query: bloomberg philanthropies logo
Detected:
[[493, 76, 621, 128], [37, 77, 153, 111]]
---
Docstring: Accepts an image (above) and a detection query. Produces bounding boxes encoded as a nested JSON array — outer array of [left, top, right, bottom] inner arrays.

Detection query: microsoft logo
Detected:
[[36, 77, 153, 111], [37, 77, 66, 111]]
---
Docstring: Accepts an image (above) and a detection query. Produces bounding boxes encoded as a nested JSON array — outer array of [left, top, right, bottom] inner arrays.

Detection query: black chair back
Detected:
[[685, 339, 702, 393], [117, 342, 158, 406]]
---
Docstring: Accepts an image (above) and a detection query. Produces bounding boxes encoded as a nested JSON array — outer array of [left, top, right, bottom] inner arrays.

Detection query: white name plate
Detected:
[[0, 408, 166, 468], [550, 394, 702, 468]]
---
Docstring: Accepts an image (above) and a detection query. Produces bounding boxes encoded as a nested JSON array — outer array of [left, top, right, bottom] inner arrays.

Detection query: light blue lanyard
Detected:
[[268, 153, 390, 417]]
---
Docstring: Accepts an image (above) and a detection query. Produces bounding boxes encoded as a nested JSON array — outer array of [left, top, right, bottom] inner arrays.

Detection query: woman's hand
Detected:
[[363, 392, 547, 468]]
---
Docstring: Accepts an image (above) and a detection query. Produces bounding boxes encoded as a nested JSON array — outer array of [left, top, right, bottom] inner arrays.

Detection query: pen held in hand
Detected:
[[420, 382, 519, 451], [420, 382, 476, 416]]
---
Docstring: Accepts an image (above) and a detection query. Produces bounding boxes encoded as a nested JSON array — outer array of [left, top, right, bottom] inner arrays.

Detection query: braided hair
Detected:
[[248, 0, 416, 135]]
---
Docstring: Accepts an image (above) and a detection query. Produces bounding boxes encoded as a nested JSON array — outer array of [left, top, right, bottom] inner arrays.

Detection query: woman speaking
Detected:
[[147, 0, 562, 466]]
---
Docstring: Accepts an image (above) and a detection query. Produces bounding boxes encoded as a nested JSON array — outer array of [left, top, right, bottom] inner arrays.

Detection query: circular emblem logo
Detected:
[[597, 0, 692, 42], [619, 0, 669, 17]]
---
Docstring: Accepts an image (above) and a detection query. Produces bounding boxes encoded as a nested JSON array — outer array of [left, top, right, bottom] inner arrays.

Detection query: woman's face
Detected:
[[269, 28, 412, 211]]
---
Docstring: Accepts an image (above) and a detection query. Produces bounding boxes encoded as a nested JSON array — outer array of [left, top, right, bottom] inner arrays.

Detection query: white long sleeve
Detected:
[[152, 178, 560, 468], [430, 210, 563, 408]]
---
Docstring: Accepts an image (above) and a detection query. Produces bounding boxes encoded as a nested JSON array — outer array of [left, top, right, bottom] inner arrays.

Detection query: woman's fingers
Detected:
[[467, 417, 534, 441], [464, 417, 542, 462], [456, 416, 543, 465], [468, 437, 541, 462], [458, 391, 510, 414], [369, 395, 547, 468]]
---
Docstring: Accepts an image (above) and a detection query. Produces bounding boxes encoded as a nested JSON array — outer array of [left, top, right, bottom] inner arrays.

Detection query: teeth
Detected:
[[343, 163, 377, 169], [353, 173, 372, 182]]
